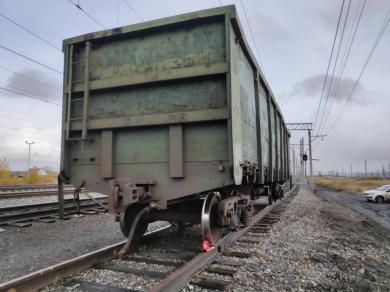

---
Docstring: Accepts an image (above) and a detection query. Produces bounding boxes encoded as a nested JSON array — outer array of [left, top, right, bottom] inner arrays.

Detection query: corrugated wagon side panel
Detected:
[[229, 24, 258, 185], [269, 102, 276, 178], [276, 113, 281, 179], [258, 83, 269, 168], [237, 45, 257, 164]]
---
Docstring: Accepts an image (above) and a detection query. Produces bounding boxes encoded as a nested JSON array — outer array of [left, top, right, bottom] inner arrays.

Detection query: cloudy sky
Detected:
[[0, 0, 389, 175]]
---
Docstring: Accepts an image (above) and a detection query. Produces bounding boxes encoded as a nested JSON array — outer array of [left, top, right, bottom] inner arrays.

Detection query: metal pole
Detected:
[[350, 165, 353, 177], [58, 174, 64, 219], [292, 148, 296, 176], [308, 129, 313, 188], [388, 163, 390, 179], [25, 141, 34, 181], [300, 138, 304, 178], [365, 160, 367, 181]]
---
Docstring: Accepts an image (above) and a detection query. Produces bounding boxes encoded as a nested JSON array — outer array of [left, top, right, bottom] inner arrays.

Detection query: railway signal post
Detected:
[[286, 123, 314, 188]]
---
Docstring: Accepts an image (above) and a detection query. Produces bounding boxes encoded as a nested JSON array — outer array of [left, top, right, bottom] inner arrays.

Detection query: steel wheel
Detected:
[[119, 204, 149, 239], [201, 192, 223, 250]]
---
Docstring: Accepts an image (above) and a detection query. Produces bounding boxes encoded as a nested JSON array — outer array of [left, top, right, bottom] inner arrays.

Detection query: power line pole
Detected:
[[308, 129, 313, 187], [25, 140, 35, 181], [350, 164, 353, 177], [364, 160, 367, 181], [300, 137, 304, 178], [388, 163, 390, 179], [292, 148, 296, 176]]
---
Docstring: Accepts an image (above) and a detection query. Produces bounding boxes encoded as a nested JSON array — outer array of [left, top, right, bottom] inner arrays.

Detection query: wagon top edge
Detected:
[[62, 5, 236, 48], [62, 4, 287, 125]]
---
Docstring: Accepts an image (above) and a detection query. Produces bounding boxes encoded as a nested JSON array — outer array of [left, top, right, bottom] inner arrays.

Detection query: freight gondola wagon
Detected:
[[59, 5, 290, 249]]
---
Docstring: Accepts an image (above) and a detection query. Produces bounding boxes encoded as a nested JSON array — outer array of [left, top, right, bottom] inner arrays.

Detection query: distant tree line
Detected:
[[0, 157, 58, 185]]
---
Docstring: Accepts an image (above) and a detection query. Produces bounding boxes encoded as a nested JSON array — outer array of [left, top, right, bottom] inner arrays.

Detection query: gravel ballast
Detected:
[[0, 210, 167, 284], [0, 192, 107, 208], [223, 186, 390, 291]]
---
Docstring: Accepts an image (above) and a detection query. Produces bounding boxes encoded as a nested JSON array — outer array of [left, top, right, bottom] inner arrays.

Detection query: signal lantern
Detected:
[[303, 154, 308, 161]]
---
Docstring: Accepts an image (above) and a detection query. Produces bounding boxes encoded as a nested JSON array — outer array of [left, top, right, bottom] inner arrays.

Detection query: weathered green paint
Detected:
[[270, 101, 276, 173], [72, 63, 228, 93], [72, 20, 226, 92], [254, 75, 263, 184], [70, 108, 228, 131], [100, 130, 113, 178], [72, 78, 226, 119], [258, 82, 269, 167], [61, 5, 290, 206], [81, 41, 91, 140], [229, 22, 243, 185], [237, 39, 257, 163], [276, 112, 281, 175], [169, 125, 183, 178]]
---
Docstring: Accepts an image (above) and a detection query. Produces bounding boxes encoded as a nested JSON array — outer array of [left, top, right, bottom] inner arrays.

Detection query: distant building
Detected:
[[38, 169, 48, 176], [12, 167, 51, 177]]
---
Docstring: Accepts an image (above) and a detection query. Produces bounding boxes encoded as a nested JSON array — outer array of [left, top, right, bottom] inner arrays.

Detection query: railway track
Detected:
[[0, 186, 298, 292], [0, 184, 74, 198], [0, 198, 108, 227]]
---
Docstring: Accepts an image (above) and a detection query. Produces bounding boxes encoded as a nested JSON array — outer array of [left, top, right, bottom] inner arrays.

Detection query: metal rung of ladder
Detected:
[[72, 79, 85, 83]]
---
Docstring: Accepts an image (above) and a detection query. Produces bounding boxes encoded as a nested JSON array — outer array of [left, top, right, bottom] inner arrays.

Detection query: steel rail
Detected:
[[0, 199, 107, 225], [0, 189, 74, 198], [0, 184, 74, 191], [0, 225, 174, 291], [150, 185, 297, 292], [0, 183, 58, 190]]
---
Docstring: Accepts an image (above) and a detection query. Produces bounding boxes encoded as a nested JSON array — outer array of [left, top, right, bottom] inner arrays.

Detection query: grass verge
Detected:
[[315, 176, 390, 194]]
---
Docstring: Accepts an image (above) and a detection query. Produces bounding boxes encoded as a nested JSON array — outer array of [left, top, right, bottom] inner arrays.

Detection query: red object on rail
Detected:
[[202, 239, 214, 252]]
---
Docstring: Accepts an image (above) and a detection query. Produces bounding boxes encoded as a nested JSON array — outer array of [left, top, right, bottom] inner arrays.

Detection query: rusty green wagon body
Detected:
[[60, 5, 290, 246]]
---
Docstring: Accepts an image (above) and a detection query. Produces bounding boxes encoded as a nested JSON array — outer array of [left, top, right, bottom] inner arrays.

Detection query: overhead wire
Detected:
[[324, 6, 390, 141], [320, 0, 367, 135], [5, 82, 60, 104], [316, 0, 352, 135], [0, 12, 61, 52], [313, 0, 346, 131], [122, 0, 143, 21], [0, 111, 60, 128], [0, 44, 63, 75], [238, 0, 266, 72], [0, 106, 60, 124], [0, 86, 62, 106], [0, 124, 54, 134], [0, 65, 61, 92], [67, 0, 106, 29]]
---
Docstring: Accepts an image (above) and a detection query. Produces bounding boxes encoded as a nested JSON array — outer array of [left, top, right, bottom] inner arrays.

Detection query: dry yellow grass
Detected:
[[315, 176, 390, 194], [0, 169, 58, 185]]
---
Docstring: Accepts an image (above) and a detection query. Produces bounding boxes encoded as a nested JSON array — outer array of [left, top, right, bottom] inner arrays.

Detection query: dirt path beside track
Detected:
[[315, 185, 390, 231]]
